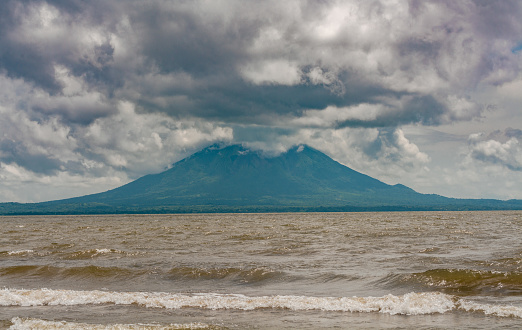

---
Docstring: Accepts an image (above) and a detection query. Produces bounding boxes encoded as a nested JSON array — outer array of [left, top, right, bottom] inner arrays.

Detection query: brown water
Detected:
[[1, 211, 522, 329]]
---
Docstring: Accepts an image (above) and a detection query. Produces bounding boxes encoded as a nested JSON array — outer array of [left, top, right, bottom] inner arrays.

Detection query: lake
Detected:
[[1, 211, 522, 329]]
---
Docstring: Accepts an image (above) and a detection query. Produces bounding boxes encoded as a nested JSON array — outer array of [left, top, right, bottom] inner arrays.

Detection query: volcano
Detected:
[[1, 144, 521, 214]]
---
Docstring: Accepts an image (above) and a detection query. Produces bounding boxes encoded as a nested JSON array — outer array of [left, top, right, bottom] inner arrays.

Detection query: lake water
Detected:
[[1, 211, 522, 329]]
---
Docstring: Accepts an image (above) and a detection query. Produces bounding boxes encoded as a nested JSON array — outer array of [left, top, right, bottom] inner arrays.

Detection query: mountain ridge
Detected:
[[1, 144, 521, 214]]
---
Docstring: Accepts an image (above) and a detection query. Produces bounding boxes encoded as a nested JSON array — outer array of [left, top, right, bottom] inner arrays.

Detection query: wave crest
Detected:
[[0, 250, 34, 257], [0, 288, 455, 315], [63, 249, 127, 260], [3, 288, 522, 317], [0, 265, 139, 279], [406, 269, 522, 296], [8, 317, 219, 329], [167, 266, 281, 283]]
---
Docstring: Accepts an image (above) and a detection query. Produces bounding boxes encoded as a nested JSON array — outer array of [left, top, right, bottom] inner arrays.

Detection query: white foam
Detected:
[[458, 299, 522, 318], [1, 288, 455, 315], [9, 317, 211, 329], [65, 248, 126, 259], [6, 250, 34, 255], [3, 288, 522, 318], [93, 248, 121, 256]]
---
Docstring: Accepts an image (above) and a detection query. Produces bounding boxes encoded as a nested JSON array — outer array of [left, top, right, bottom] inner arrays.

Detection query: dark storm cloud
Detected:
[[129, 2, 256, 75], [1, 1, 71, 92], [0, 0, 121, 97], [121, 0, 522, 126], [0, 139, 62, 175], [1, 0, 521, 128], [176, 78, 390, 123]]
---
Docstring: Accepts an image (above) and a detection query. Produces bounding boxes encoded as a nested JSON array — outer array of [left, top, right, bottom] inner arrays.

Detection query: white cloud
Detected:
[[241, 126, 430, 185], [240, 60, 303, 86], [75, 101, 234, 176], [306, 67, 345, 95], [290, 104, 384, 127], [29, 65, 116, 123], [467, 131, 522, 171], [441, 95, 483, 122], [397, 126, 522, 199], [0, 161, 126, 203], [443, 156, 522, 200]]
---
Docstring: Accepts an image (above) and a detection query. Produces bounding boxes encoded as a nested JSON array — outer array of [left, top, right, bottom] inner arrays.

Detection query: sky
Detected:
[[0, 0, 521, 203]]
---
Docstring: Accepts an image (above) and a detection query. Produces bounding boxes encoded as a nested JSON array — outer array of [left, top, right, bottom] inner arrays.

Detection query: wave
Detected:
[[0, 265, 284, 285], [2, 288, 522, 318], [167, 266, 282, 283], [0, 265, 141, 279], [1, 247, 136, 260], [8, 317, 218, 330], [480, 257, 522, 272], [62, 248, 129, 260], [0, 250, 34, 256], [385, 269, 522, 296]]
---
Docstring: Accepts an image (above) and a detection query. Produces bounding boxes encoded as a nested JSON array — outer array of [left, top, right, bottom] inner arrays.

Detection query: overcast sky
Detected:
[[1, 0, 521, 203]]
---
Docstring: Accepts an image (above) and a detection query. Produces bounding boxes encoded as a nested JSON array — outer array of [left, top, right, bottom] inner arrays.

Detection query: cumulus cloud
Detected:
[[468, 129, 522, 171], [0, 0, 522, 201], [238, 126, 430, 183], [77, 101, 233, 176], [303, 127, 431, 181], [0, 72, 232, 201], [428, 129, 522, 199], [240, 60, 303, 86]]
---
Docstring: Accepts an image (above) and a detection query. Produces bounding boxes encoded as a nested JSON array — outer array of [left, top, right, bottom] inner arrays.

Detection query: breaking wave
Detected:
[[7, 317, 219, 330], [1, 288, 522, 318], [0, 250, 35, 257]]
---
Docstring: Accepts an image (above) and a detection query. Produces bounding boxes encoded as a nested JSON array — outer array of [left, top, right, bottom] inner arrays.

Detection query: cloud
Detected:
[[2, 0, 520, 127], [432, 129, 522, 199], [468, 129, 522, 171], [0, 71, 233, 201], [0, 1, 119, 93], [238, 126, 430, 184], [76, 101, 233, 176], [0, 0, 522, 201], [240, 60, 303, 86]]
